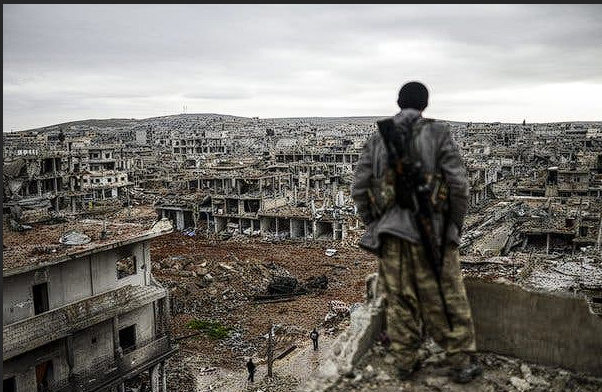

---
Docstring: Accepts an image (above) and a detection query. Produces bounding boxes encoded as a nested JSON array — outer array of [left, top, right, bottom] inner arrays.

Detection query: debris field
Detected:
[[150, 232, 378, 388]]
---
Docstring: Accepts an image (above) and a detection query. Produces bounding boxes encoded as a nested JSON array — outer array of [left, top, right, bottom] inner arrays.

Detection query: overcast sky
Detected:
[[3, 4, 602, 132]]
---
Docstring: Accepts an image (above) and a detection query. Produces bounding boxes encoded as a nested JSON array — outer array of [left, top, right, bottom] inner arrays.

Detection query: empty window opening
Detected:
[[4, 377, 16, 392], [261, 217, 276, 233], [277, 218, 291, 237], [315, 222, 334, 240], [592, 297, 602, 304], [291, 219, 305, 239], [116, 255, 137, 279], [546, 169, 558, 185], [32, 283, 49, 315], [119, 325, 137, 353], [42, 159, 53, 173], [240, 179, 260, 194], [213, 200, 225, 214], [226, 198, 238, 214], [35, 360, 53, 392], [244, 199, 261, 213]]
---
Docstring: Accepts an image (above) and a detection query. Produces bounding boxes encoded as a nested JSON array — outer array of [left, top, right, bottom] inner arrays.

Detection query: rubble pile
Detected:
[[165, 352, 200, 391], [328, 340, 602, 392], [150, 232, 378, 374], [322, 300, 353, 335], [523, 250, 602, 293], [105, 205, 158, 226]]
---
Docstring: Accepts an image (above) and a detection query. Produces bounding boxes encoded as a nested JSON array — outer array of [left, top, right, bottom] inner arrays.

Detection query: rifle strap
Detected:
[[379, 117, 427, 176]]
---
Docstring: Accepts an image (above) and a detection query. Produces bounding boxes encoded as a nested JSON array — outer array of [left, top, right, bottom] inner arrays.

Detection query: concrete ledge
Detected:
[[305, 275, 602, 391]]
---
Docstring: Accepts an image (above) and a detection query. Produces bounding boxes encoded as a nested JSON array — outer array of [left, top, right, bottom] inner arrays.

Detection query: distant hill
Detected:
[[11, 112, 602, 135], [20, 113, 249, 133]]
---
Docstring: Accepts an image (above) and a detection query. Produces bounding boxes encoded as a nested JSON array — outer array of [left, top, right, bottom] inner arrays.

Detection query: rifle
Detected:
[[377, 117, 454, 331]]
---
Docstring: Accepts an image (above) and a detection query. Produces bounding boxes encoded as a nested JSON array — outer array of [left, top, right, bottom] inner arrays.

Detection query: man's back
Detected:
[[352, 107, 469, 253]]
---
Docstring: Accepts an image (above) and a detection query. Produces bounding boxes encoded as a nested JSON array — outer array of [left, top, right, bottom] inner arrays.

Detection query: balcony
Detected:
[[3, 285, 166, 361], [52, 336, 177, 392]]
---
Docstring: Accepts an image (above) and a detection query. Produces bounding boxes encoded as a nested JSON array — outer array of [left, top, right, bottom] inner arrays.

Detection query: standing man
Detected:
[[352, 81, 482, 383], [246, 358, 256, 383], [310, 327, 319, 351]]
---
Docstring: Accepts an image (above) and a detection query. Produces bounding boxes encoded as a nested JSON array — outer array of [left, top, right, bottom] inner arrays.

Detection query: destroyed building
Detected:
[[2, 218, 176, 392], [2, 139, 134, 223], [515, 166, 602, 198], [3, 153, 84, 220]]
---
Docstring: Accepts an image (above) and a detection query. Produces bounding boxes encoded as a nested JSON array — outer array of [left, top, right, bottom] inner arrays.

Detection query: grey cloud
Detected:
[[182, 91, 254, 100], [3, 4, 602, 131]]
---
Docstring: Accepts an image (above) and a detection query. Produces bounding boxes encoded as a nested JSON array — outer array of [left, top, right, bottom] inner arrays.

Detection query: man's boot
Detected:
[[447, 352, 482, 384], [397, 359, 421, 381], [451, 361, 482, 383]]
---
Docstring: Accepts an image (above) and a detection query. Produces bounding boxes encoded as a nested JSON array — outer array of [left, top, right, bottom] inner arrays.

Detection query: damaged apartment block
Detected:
[[2, 218, 177, 391], [3, 138, 133, 224]]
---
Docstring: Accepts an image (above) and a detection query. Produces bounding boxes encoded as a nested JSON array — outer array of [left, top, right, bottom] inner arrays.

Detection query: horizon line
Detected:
[[4, 112, 602, 133]]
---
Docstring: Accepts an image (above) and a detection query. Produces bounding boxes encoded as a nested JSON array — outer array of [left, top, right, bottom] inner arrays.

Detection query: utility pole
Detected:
[[267, 320, 274, 378]]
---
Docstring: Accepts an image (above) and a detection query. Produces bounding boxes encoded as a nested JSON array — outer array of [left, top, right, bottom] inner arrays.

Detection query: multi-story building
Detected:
[[2, 218, 176, 392]]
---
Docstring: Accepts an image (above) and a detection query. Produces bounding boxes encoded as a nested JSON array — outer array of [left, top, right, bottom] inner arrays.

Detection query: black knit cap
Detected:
[[397, 81, 428, 111]]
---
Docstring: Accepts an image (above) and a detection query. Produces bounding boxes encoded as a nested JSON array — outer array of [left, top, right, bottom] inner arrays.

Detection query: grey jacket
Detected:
[[351, 108, 469, 255]]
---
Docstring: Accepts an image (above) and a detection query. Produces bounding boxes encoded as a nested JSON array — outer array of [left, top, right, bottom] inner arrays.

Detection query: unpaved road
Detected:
[[176, 334, 337, 391]]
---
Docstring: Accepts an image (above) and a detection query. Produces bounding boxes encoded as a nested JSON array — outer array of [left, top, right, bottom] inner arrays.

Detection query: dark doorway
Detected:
[[546, 168, 558, 185], [36, 360, 53, 392], [3, 377, 16, 392], [119, 325, 137, 353], [32, 283, 49, 315]]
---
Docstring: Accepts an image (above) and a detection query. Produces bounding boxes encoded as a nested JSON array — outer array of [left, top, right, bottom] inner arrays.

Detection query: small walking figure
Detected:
[[247, 358, 256, 383], [310, 328, 319, 351]]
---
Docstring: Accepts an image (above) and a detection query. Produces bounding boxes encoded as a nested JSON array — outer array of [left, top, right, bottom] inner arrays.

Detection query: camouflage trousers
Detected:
[[378, 235, 476, 371]]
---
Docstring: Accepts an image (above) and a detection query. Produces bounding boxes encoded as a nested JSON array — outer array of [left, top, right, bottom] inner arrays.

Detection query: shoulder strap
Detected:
[[376, 118, 400, 168]]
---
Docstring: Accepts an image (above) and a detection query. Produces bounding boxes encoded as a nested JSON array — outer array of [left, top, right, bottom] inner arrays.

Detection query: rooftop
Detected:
[[2, 217, 173, 276]]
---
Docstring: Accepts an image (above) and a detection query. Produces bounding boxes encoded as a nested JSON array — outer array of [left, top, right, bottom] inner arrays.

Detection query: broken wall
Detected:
[[262, 196, 288, 211], [465, 278, 602, 376]]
